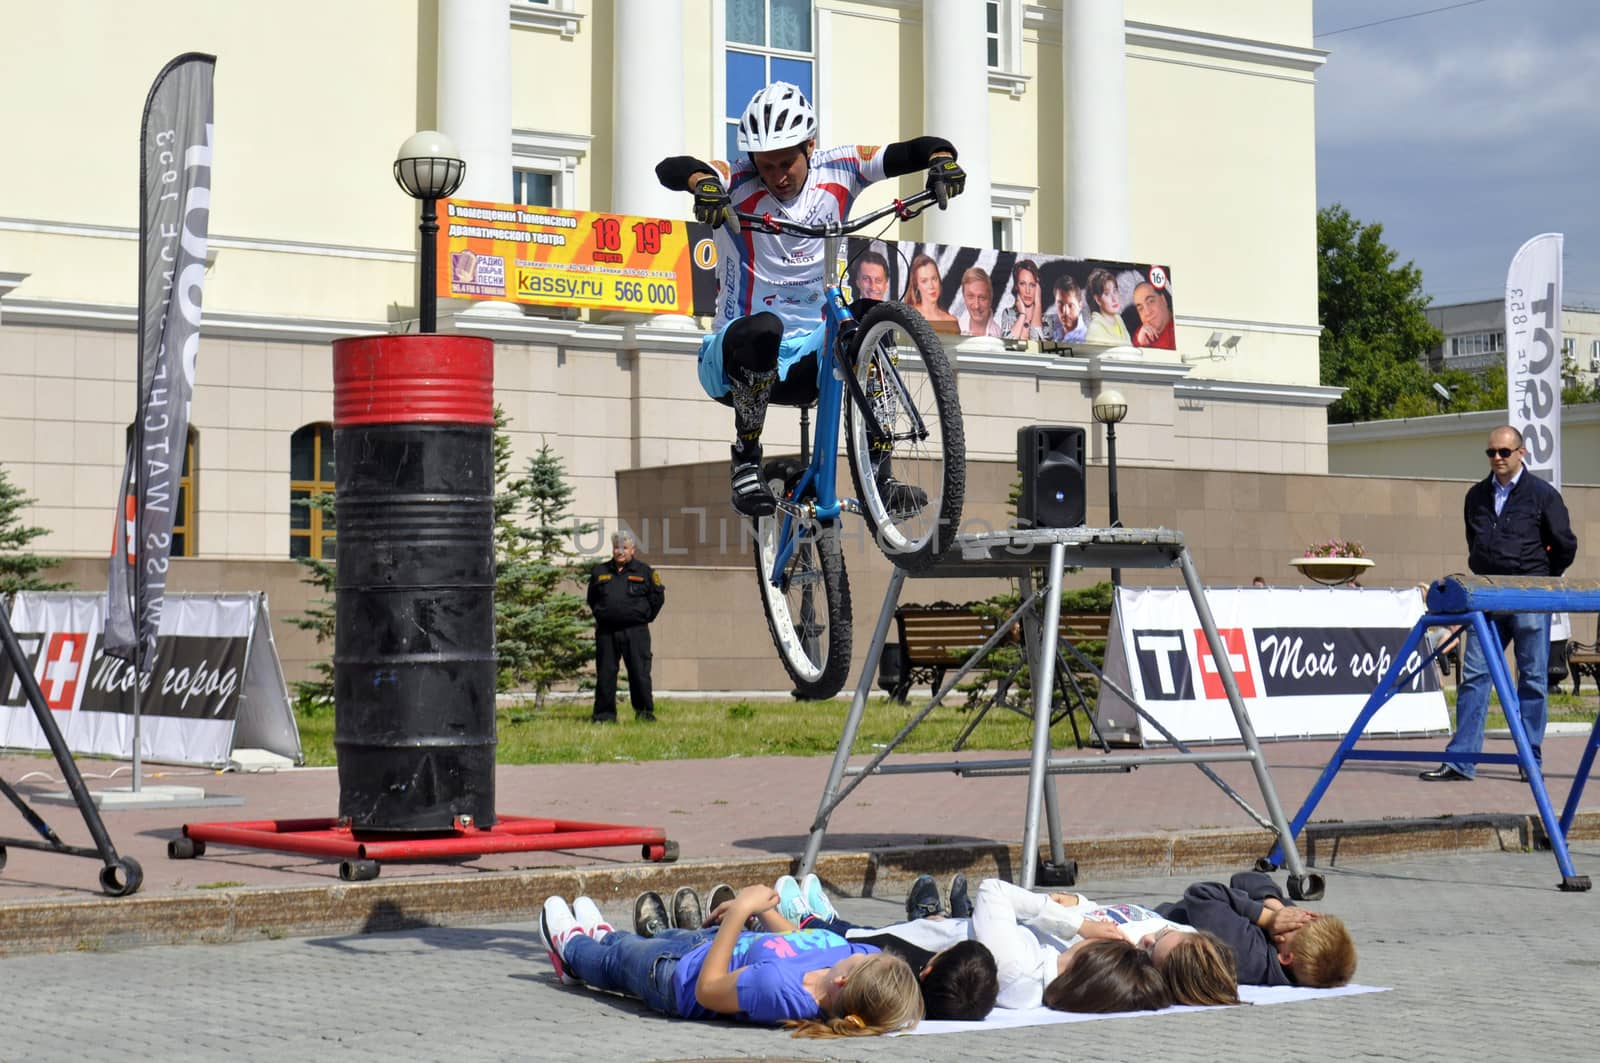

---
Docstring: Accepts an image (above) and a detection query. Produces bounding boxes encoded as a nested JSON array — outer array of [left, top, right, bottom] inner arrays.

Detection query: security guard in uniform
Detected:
[[586, 530, 665, 723]]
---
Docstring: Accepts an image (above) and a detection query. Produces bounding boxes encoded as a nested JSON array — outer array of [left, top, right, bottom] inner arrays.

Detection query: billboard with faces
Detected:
[[841, 239, 1175, 350]]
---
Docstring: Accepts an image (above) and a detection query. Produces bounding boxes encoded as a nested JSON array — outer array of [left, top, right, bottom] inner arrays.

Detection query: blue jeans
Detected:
[[1445, 612, 1549, 777], [562, 928, 718, 1016]]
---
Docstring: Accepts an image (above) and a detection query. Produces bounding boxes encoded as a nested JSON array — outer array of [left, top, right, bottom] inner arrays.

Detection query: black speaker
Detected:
[[1017, 425, 1086, 528]]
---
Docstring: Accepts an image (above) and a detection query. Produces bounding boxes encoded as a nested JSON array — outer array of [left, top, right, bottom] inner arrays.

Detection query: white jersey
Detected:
[[709, 144, 890, 336]]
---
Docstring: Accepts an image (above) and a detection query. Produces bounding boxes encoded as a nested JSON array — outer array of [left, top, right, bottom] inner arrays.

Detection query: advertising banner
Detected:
[[843, 238, 1175, 349], [0, 592, 301, 767], [1505, 232, 1564, 488], [1096, 587, 1450, 745], [438, 199, 717, 316], [435, 196, 1173, 352], [106, 52, 216, 671]]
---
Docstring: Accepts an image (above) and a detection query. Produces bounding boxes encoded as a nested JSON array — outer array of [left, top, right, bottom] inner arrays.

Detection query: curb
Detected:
[[3, 810, 1595, 956]]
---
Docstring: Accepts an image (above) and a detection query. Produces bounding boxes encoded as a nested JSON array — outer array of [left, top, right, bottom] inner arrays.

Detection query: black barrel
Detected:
[[332, 335, 497, 832]]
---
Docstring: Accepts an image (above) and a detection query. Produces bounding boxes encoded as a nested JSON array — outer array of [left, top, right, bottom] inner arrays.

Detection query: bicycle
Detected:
[[728, 187, 966, 699]]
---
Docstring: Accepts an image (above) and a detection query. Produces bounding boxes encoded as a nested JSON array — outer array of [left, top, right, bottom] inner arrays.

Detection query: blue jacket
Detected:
[[1463, 471, 1577, 577]]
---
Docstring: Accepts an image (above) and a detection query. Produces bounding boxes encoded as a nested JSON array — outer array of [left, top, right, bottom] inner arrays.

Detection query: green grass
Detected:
[[292, 692, 1045, 768], [290, 688, 1599, 769]]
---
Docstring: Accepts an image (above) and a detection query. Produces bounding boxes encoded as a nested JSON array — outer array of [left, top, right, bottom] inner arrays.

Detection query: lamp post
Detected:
[[393, 131, 466, 334], [1092, 388, 1129, 586]]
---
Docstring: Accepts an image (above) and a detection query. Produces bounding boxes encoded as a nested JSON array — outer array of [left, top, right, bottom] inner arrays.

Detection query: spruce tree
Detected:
[[0, 464, 66, 593], [495, 428, 596, 706]]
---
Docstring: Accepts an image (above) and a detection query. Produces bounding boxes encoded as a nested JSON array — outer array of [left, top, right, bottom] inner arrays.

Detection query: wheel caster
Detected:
[[644, 840, 680, 863], [1255, 857, 1280, 873], [1036, 859, 1078, 888], [339, 859, 380, 882], [1287, 873, 1324, 901], [100, 857, 143, 897], [1559, 875, 1592, 892], [167, 836, 206, 859], [0, 845, 7, 871]]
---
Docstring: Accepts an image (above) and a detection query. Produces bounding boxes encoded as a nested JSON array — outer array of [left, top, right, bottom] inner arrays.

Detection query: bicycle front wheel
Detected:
[[753, 468, 853, 699], [844, 301, 966, 571]]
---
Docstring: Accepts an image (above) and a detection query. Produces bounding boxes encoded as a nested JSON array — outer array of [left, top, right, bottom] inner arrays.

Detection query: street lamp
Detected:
[[393, 130, 466, 333], [1092, 388, 1129, 586]]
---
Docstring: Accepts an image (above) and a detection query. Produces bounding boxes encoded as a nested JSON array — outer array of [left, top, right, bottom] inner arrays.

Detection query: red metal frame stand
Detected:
[[171, 814, 676, 881]]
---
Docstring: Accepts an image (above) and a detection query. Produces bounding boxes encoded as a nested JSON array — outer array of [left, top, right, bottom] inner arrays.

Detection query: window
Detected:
[[986, 1, 1001, 68], [725, 0, 814, 160], [290, 423, 335, 560], [1561, 336, 1576, 359], [991, 183, 1034, 253], [986, 0, 1027, 96], [513, 171, 554, 207], [510, 130, 590, 209], [1449, 331, 1504, 358], [124, 425, 198, 557]]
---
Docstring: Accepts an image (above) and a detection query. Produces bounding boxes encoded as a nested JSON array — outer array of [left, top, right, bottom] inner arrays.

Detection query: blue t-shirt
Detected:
[[670, 929, 880, 1024]]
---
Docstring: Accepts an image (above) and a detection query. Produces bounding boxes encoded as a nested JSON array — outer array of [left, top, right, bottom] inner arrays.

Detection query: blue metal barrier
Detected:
[[1264, 575, 1600, 892]]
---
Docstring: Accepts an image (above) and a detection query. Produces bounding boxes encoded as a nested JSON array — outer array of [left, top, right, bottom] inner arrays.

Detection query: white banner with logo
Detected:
[[0, 592, 301, 767], [1096, 587, 1450, 746], [1505, 233, 1568, 640], [1506, 232, 1563, 487]]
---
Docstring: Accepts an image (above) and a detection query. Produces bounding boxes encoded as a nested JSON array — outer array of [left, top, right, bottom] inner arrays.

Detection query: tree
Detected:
[[0, 465, 66, 593], [286, 493, 336, 706], [495, 422, 597, 706], [1317, 205, 1444, 423]]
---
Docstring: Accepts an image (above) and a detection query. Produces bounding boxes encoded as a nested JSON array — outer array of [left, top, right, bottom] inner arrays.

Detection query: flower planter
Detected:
[[1288, 556, 1374, 587]]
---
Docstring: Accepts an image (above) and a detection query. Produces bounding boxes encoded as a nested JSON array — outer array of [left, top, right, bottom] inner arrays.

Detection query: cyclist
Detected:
[[655, 81, 966, 517]]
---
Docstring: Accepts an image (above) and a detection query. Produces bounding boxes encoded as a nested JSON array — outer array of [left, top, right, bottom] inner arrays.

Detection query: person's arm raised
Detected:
[[695, 884, 779, 1014]]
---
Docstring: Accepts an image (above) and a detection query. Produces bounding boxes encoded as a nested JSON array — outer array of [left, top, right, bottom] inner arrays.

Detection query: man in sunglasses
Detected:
[[1420, 426, 1577, 782]]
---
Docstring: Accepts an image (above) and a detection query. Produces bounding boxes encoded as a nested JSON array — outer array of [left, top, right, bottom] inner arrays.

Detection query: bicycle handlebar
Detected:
[[727, 187, 939, 237]]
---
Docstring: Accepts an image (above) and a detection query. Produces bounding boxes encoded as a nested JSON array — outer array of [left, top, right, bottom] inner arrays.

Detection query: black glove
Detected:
[[926, 157, 966, 208], [692, 176, 733, 229]]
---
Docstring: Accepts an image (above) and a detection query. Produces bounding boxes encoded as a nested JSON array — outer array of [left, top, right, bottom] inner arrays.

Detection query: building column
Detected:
[[921, 0, 990, 247], [612, 0, 684, 220], [437, 0, 512, 203], [1062, 0, 1128, 260]]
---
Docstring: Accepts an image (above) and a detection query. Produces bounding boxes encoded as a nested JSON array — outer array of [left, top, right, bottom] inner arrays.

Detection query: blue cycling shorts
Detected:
[[697, 319, 828, 400]]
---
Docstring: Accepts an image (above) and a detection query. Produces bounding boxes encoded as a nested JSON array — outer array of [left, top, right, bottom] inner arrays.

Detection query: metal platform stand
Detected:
[[1265, 574, 1600, 892], [799, 527, 1322, 899], [170, 815, 676, 882]]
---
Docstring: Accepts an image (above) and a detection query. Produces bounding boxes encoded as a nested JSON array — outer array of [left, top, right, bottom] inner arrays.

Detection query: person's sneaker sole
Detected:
[[671, 886, 704, 930], [905, 873, 943, 921], [800, 873, 839, 923], [633, 890, 670, 937], [539, 906, 580, 986], [948, 872, 971, 919], [707, 883, 737, 916]]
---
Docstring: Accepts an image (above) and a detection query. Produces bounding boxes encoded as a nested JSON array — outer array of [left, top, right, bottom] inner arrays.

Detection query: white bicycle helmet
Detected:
[[735, 82, 816, 152]]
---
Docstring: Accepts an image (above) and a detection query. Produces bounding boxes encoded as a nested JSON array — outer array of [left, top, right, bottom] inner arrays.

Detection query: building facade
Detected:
[[1423, 298, 1600, 390], [1, 0, 1336, 682]]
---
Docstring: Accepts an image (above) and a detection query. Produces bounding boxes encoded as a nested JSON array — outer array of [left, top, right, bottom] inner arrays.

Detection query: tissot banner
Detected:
[[106, 52, 216, 670], [1096, 587, 1450, 745], [1505, 232, 1563, 488], [0, 592, 300, 767]]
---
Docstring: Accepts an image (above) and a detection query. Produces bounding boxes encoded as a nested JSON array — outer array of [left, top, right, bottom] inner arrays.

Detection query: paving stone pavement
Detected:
[[4, 845, 1598, 1062]]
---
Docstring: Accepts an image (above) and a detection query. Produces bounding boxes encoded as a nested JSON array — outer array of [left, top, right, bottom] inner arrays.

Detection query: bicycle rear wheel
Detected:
[[753, 464, 853, 700], [844, 301, 966, 571]]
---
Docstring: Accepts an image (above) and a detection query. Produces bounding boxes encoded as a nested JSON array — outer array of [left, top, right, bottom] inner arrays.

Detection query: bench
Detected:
[[1568, 614, 1600, 696], [880, 601, 1112, 749]]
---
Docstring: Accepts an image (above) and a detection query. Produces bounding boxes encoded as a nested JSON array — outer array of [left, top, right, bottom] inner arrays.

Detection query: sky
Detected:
[[1313, 0, 1600, 308]]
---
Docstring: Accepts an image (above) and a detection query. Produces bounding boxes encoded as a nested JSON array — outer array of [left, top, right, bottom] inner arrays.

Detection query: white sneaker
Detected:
[[540, 896, 586, 985], [800, 873, 839, 922], [775, 874, 810, 924], [573, 896, 614, 941]]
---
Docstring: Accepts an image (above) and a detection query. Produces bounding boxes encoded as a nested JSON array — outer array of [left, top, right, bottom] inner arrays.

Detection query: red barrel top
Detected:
[[333, 335, 494, 426]]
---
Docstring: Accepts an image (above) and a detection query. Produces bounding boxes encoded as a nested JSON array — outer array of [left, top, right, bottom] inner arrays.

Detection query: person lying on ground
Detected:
[[770, 873, 1179, 1013], [1155, 871, 1356, 988], [792, 874, 1237, 1009], [539, 886, 923, 1038]]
